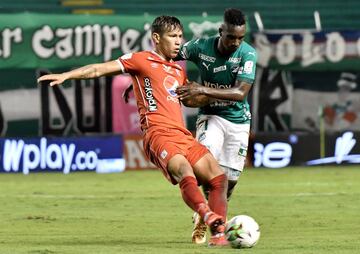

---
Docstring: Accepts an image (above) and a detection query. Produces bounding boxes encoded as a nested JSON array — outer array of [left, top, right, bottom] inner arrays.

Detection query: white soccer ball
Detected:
[[225, 215, 260, 248]]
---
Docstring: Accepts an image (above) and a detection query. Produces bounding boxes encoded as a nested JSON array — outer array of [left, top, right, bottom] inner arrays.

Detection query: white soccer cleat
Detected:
[[192, 212, 207, 244]]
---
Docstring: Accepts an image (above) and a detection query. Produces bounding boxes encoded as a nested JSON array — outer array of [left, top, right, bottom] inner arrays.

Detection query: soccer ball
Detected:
[[225, 215, 260, 248]]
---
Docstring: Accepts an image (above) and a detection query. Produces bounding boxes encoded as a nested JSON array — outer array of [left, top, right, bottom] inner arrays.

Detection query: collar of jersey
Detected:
[[149, 51, 182, 70], [150, 50, 174, 62]]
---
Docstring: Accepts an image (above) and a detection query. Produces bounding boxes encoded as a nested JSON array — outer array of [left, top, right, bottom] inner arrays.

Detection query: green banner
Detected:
[[0, 13, 225, 69]]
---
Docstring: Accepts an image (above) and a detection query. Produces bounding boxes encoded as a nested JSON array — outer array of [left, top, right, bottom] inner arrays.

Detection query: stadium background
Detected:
[[1, 0, 359, 172], [0, 1, 359, 254]]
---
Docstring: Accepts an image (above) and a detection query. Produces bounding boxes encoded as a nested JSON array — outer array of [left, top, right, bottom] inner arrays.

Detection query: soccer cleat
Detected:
[[192, 212, 207, 244], [208, 233, 229, 247], [203, 211, 225, 235]]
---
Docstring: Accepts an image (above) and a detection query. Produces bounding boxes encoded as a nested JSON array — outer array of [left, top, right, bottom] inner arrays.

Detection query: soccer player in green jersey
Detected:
[[175, 8, 257, 244]]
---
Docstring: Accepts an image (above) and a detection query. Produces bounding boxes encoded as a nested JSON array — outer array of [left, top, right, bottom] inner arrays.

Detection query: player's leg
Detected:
[[168, 152, 228, 246], [220, 166, 241, 200], [192, 115, 225, 243], [196, 115, 225, 199], [203, 166, 239, 200], [191, 153, 228, 246], [143, 127, 226, 241], [166, 154, 212, 219], [192, 153, 227, 220], [218, 122, 250, 200]]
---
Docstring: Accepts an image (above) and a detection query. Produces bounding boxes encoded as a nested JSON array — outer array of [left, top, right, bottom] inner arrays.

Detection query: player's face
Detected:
[[154, 27, 183, 60], [219, 23, 246, 55]]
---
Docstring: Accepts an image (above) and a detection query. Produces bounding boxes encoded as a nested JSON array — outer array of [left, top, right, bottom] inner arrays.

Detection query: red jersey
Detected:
[[118, 51, 187, 132]]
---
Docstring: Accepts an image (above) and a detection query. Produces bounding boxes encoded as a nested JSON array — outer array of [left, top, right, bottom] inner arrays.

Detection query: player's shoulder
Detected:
[[239, 42, 257, 56], [185, 36, 216, 49], [120, 51, 148, 60], [198, 36, 217, 48]]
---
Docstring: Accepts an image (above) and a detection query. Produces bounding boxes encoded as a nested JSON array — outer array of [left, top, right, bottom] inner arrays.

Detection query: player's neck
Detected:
[[217, 38, 231, 56], [153, 49, 172, 62]]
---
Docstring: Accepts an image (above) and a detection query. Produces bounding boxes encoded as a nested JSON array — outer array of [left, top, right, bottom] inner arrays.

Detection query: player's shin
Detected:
[[221, 166, 241, 201], [207, 174, 228, 220], [179, 176, 210, 217]]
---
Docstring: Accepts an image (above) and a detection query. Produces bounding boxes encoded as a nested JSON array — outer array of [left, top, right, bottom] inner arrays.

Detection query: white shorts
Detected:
[[196, 115, 250, 173]]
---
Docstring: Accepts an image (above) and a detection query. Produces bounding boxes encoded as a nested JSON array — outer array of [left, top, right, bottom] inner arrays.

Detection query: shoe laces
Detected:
[[193, 218, 207, 238]]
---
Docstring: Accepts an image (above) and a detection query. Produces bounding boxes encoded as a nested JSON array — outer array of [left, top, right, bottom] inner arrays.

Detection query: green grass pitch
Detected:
[[0, 166, 359, 254]]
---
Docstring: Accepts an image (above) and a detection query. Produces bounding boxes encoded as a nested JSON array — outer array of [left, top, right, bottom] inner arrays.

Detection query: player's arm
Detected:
[[37, 60, 123, 86], [180, 94, 210, 108], [177, 79, 252, 102], [178, 49, 257, 102]]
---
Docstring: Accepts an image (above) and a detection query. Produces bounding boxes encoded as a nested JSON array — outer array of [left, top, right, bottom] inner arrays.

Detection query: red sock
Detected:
[[207, 174, 227, 220], [179, 176, 209, 218]]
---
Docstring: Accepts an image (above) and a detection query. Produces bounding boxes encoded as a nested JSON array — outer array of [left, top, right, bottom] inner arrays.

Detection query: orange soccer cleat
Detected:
[[204, 211, 225, 234], [203, 211, 229, 246], [208, 233, 229, 247]]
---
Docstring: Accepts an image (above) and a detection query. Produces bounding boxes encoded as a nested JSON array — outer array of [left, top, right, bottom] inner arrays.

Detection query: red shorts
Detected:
[[143, 126, 209, 184]]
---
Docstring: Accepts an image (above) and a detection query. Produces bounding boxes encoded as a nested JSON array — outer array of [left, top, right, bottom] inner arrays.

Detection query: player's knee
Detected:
[[207, 157, 225, 177], [167, 155, 195, 182], [193, 153, 223, 180]]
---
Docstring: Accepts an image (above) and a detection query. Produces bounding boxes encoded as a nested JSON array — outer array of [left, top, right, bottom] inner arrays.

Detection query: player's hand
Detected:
[[122, 84, 133, 103], [176, 81, 205, 100], [37, 73, 67, 86]]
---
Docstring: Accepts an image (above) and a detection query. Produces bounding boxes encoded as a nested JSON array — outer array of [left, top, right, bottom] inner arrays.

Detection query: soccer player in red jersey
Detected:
[[38, 16, 228, 246]]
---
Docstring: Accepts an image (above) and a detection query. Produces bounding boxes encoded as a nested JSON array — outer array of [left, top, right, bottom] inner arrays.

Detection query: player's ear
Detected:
[[152, 32, 161, 44], [219, 27, 223, 36]]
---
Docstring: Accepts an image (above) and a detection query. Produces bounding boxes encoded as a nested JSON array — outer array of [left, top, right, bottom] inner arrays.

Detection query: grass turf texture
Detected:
[[0, 166, 359, 254]]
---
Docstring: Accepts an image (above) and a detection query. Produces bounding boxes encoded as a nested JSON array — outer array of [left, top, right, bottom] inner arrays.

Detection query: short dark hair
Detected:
[[224, 8, 246, 26], [151, 16, 183, 35]]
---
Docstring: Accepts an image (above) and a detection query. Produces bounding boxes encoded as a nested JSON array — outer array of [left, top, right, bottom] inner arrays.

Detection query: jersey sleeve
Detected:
[[117, 52, 142, 75], [236, 50, 257, 85], [175, 39, 201, 62]]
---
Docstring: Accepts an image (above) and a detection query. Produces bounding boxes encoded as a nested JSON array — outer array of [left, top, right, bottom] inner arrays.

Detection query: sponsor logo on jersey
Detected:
[[242, 61, 254, 74], [199, 53, 216, 63], [160, 149, 168, 159], [231, 65, 240, 73], [248, 52, 256, 56], [163, 75, 180, 103], [238, 143, 248, 157], [209, 100, 236, 107], [144, 77, 157, 112], [204, 81, 231, 89], [203, 81, 236, 107], [202, 62, 210, 70], [228, 57, 241, 63], [213, 65, 227, 73]]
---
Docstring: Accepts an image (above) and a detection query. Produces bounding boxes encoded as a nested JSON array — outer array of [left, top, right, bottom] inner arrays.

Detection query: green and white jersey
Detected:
[[177, 36, 257, 124]]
